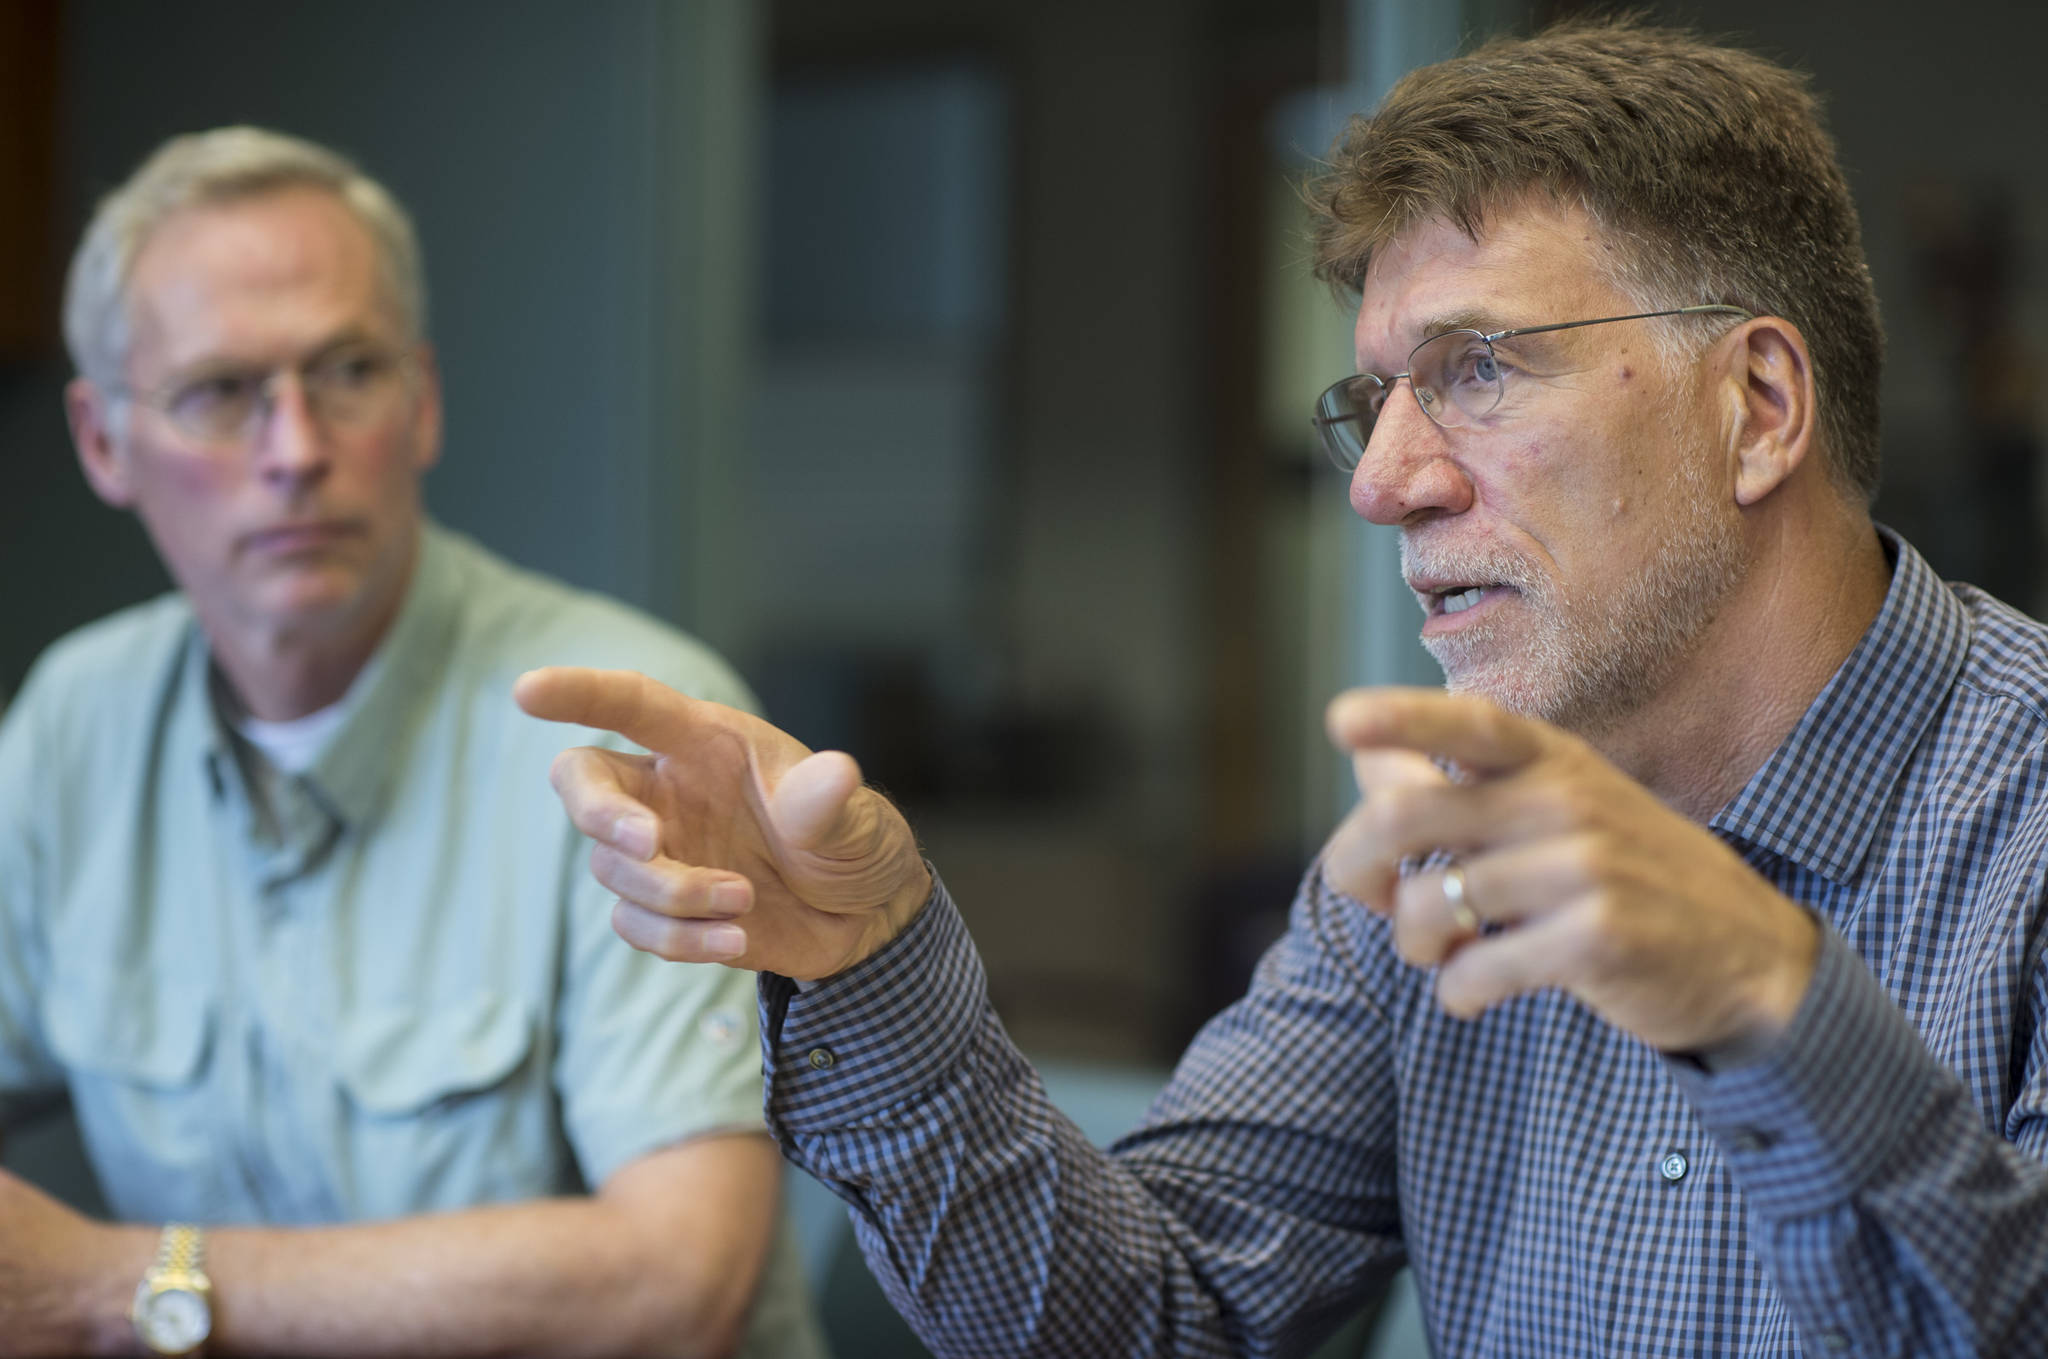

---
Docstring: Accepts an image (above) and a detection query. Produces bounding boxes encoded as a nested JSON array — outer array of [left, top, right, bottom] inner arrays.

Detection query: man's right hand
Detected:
[[514, 667, 931, 981]]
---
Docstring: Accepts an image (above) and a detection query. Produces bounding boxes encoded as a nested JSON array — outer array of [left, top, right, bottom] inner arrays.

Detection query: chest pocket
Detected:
[[332, 993, 559, 1213], [40, 967, 217, 1217], [336, 993, 535, 1115], [42, 972, 213, 1087]]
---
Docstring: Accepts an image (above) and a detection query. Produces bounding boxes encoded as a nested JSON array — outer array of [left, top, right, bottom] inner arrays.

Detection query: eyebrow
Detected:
[[1416, 310, 1515, 340], [1356, 310, 1515, 375], [1356, 308, 1539, 375], [160, 327, 386, 381]]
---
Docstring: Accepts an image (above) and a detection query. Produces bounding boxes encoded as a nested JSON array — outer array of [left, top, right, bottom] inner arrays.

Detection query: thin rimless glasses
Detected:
[[1310, 304, 1753, 472]]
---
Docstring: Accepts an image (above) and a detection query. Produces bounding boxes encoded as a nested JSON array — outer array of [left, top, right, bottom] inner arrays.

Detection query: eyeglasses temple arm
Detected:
[[1486, 304, 1753, 344]]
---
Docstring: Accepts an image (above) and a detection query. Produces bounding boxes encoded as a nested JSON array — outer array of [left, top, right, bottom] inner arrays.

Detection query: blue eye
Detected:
[[1446, 346, 1500, 387]]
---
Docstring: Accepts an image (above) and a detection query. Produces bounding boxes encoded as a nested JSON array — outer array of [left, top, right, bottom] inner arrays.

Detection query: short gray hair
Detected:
[[63, 126, 428, 388], [1309, 19, 1884, 503]]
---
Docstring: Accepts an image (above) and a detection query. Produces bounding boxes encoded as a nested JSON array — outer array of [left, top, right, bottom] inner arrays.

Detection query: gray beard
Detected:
[[1411, 459, 1745, 738]]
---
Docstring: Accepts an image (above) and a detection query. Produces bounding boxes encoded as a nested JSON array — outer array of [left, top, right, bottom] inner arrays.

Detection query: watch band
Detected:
[[154, 1223, 206, 1277], [132, 1222, 213, 1356]]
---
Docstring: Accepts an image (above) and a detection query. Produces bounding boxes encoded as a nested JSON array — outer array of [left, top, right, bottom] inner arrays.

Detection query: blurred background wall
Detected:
[[3, 0, 2046, 1070]]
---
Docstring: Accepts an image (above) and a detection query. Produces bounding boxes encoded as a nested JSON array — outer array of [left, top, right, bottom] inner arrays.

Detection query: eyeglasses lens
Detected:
[[1311, 331, 1511, 473], [1411, 330, 1504, 428], [1315, 375, 1382, 472], [162, 350, 406, 445], [167, 376, 261, 443]]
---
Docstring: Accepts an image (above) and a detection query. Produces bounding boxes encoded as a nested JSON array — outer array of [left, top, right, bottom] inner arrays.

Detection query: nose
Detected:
[[1347, 380, 1474, 525], [252, 371, 331, 487]]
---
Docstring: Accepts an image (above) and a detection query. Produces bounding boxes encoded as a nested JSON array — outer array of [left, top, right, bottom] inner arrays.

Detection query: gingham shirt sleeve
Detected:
[[760, 870, 1405, 1359], [1672, 925, 2048, 1354]]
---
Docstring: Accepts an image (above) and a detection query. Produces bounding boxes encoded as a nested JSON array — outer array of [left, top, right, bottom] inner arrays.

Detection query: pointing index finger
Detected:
[[1325, 687, 1550, 776], [515, 667, 703, 752]]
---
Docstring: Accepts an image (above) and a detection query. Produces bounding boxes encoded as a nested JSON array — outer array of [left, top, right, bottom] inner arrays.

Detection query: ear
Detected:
[[65, 377, 137, 508], [406, 343, 444, 474], [1716, 317, 1816, 508]]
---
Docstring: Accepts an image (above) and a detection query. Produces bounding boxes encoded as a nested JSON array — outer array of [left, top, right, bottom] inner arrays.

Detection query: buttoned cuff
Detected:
[[758, 874, 986, 1135], [1671, 926, 1947, 1221]]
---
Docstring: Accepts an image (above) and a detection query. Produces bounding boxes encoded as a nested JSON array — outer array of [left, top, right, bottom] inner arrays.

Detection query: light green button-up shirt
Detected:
[[0, 525, 821, 1356]]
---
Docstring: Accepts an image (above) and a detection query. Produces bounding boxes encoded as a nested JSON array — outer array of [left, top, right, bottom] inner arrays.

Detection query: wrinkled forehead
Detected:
[[1352, 201, 1630, 369]]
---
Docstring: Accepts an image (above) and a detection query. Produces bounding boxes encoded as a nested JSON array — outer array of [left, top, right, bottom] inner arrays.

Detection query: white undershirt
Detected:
[[222, 640, 390, 778], [235, 701, 349, 775]]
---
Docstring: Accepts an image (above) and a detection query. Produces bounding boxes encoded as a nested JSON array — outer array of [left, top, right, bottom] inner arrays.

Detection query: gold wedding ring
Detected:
[[1442, 864, 1479, 934]]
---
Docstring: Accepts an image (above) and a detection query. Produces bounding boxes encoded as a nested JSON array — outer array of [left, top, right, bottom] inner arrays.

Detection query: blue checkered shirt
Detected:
[[761, 531, 2048, 1357]]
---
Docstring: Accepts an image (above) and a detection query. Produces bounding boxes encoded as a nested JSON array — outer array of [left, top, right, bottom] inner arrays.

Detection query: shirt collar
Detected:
[[181, 525, 457, 846], [1709, 526, 1969, 883], [302, 524, 460, 829]]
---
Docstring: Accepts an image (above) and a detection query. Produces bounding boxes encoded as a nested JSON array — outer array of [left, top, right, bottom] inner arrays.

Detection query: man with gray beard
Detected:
[[521, 19, 2047, 1359]]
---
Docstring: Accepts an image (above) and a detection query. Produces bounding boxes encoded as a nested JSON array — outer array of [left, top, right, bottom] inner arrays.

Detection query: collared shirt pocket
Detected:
[[40, 967, 217, 1215], [333, 993, 566, 1214]]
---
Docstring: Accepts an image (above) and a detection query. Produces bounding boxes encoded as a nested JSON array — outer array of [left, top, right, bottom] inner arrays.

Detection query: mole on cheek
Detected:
[[1611, 496, 1628, 518], [1618, 365, 1633, 382]]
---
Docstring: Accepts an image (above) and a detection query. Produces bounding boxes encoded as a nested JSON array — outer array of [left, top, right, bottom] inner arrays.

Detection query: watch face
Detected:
[[141, 1287, 211, 1351]]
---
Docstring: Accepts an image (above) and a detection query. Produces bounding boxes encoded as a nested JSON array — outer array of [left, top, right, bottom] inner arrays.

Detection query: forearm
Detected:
[[781, 1003, 1196, 1357], [766, 876, 1399, 1358], [81, 1134, 779, 1359], [1678, 931, 2048, 1353]]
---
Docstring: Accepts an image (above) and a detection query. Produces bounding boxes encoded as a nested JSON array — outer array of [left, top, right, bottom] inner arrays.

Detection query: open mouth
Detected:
[[1437, 585, 1486, 615], [1418, 582, 1505, 618], [1401, 543, 1532, 624]]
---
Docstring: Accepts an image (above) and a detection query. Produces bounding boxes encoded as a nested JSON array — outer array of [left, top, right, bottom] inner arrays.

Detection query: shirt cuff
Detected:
[[1671, 925, 1949, 1221], [758, 873, 986, 1135]]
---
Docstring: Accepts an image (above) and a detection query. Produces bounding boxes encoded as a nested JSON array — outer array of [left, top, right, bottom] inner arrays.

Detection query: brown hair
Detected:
[[1309, 17, 1884, 501]]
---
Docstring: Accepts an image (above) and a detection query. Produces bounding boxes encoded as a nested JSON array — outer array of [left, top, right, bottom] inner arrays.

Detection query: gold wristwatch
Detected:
[[130, 1223, 214, 1355]]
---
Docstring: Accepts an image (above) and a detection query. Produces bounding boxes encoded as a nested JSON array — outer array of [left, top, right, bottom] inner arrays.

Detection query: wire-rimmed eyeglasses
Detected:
[[1310, 305, 1753, 472], [112, 342, 420, 448]]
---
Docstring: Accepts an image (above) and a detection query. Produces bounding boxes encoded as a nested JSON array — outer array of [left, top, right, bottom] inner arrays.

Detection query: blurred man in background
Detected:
[[0, 127, 821, 1358], [523, 19, 2048, 1358]]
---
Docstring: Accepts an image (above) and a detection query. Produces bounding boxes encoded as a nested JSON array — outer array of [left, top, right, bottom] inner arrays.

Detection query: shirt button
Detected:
[[1818, 1328, 1849, 1352], [806, 1047, 836, 1070], [1658, 1150, 1689, 1182], [1727, 1128, 1773, 1154]]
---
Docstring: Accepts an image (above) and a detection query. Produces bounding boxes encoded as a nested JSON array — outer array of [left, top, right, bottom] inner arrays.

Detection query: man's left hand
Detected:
[[1323, 687, 1820, 1061]]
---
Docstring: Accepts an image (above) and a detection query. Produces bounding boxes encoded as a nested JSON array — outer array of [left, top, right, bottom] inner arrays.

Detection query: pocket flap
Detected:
[[42, 971, 212, 1088], [336, 993, 534, 1115]]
